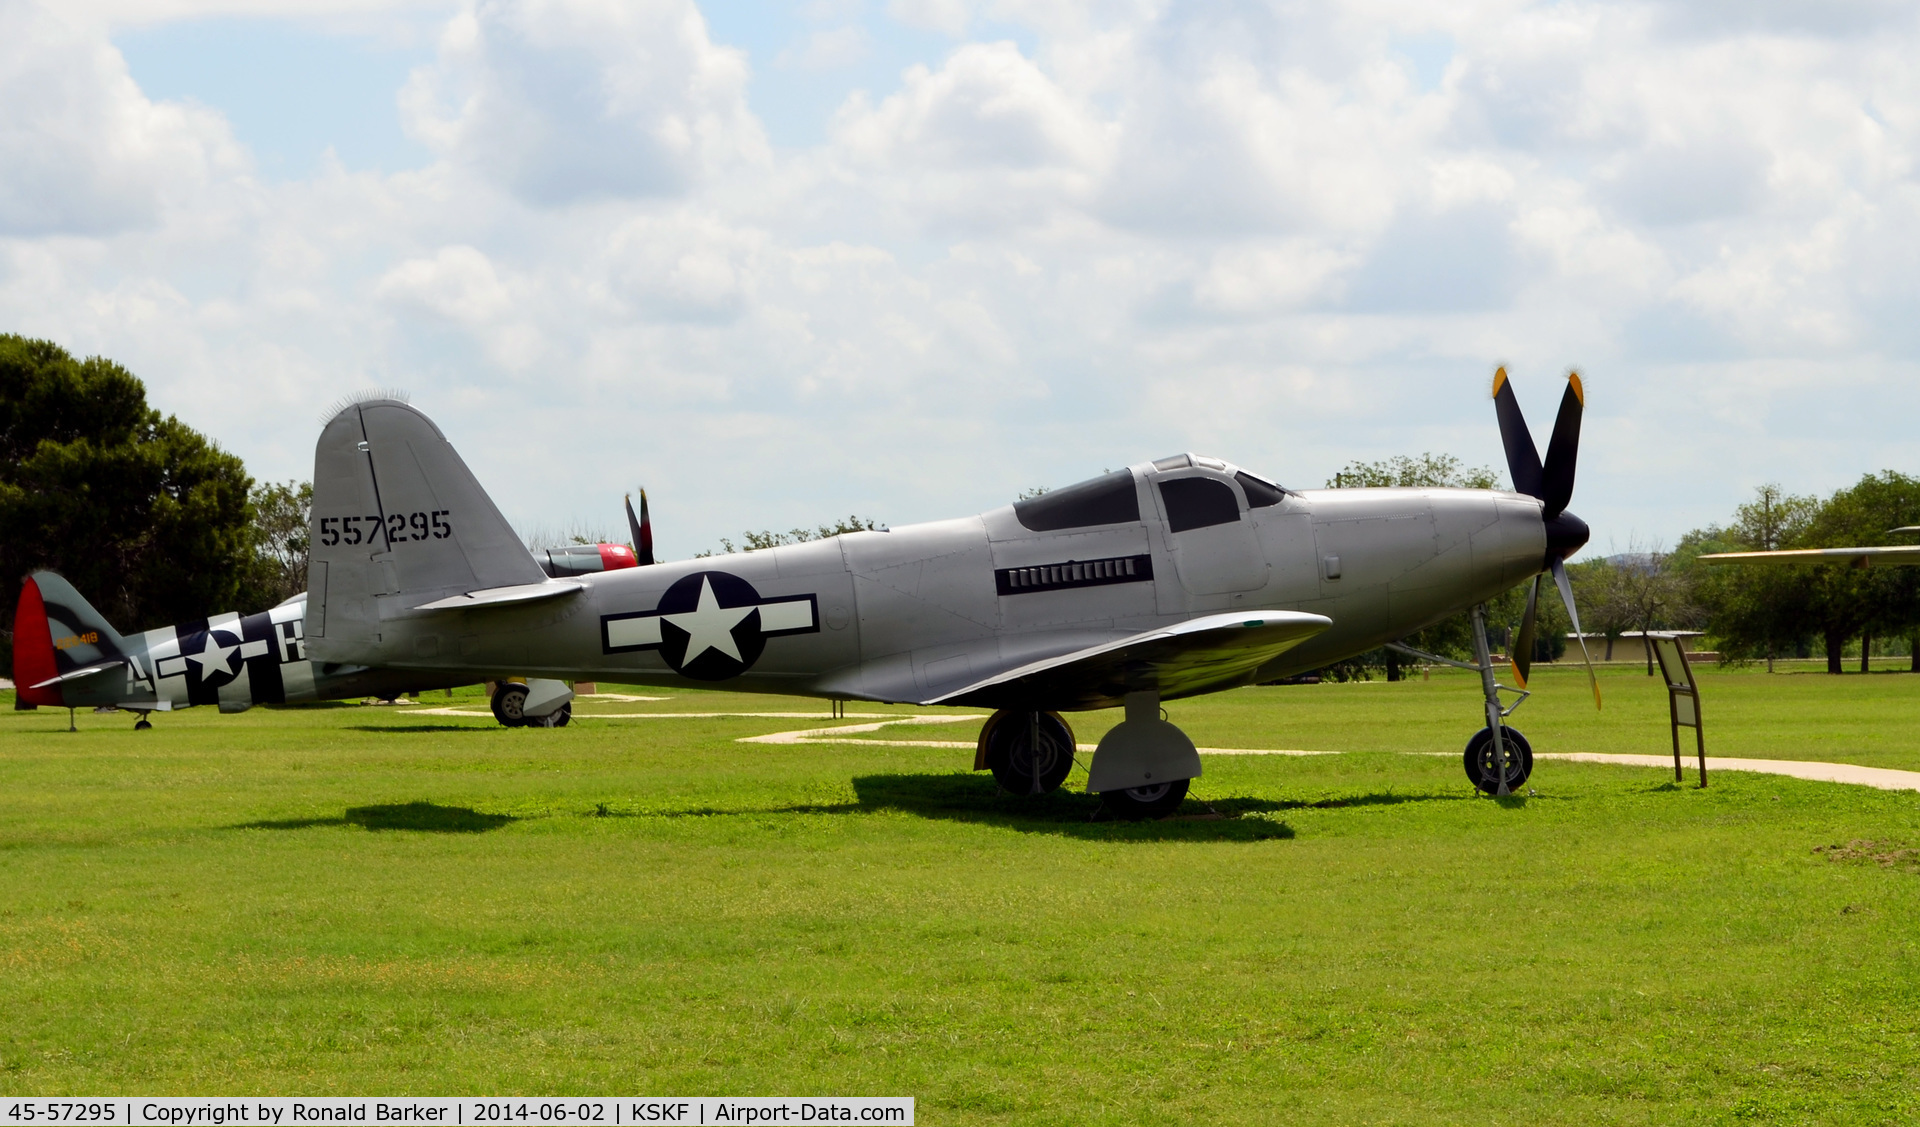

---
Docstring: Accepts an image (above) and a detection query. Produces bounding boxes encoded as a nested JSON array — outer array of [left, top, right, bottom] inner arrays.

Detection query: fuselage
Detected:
[[49, 594, 465, 713], [311, 454, 1553, 707]]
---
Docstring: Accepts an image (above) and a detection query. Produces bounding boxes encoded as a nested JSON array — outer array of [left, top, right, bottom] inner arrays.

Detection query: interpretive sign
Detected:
[[0, 1100, 911, 1127], [1651, 632, 1706, 787]]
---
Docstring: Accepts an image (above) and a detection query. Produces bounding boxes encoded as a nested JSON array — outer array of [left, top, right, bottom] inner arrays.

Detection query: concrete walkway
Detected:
[[1535, 752, 1920, 792]]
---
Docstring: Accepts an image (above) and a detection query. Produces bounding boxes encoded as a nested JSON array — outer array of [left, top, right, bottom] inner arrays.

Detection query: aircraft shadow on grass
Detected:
[[234, 801, 515, 834], [640, 774, 1445, 842]]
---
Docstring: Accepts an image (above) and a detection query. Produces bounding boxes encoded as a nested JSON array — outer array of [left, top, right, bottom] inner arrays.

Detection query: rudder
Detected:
[[12, 571, 130, 707], [308, 397, 546, 656]]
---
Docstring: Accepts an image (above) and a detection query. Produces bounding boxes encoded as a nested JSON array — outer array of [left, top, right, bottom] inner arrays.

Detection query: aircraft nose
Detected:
[[1544, 508, 1589, 564]]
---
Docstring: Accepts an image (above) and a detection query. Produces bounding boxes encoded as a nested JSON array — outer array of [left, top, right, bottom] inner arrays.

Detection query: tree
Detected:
[[703, 516, 885, 557], [1574, 543, 1698, 674], [1802, 472, 1920, 672], [0, 335, 261, 670], [250, 480, 312, 607], [1326, 453, 1501, 491]]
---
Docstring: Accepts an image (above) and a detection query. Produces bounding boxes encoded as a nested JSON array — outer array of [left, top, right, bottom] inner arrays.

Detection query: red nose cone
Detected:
[[12, 577, 63, 706], [598, 543, 639, 571]]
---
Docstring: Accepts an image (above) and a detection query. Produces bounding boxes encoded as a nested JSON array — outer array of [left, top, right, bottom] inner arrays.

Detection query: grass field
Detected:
[[3, 663, 1919, 1123]]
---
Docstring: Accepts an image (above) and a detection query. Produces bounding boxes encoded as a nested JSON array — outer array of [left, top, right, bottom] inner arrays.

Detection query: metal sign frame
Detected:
[[1650, 633, 1705, 787]]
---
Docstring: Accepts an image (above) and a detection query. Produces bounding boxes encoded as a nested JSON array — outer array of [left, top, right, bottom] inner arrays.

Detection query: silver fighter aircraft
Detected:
[[299, 372, 1596, 817]]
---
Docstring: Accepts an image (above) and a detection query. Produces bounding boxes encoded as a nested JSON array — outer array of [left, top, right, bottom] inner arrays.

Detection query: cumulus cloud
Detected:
[[7, 0, 1920, 552], [399, 0, 768, 206], [0, 2, 245, 235]]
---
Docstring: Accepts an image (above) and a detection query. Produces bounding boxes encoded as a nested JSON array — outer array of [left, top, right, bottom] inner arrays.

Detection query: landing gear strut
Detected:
[[1087, 690, 1202, 819], [1389, 602, 1534, 796]]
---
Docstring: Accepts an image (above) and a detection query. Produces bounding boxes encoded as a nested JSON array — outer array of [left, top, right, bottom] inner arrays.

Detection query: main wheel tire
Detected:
[[528, 702, 572, 728], [1463, 726, 1533, 795], [982, 710, 1076, 795], [491, 683, 530, 728], [1100, 778, 1190, 820]]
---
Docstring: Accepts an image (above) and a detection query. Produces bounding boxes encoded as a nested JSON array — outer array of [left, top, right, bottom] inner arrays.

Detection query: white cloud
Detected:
[[0, 2, 246, 235], [398, 0, 768, 205], [7, 0, 1920, 556], [775, 25, 871, 71]]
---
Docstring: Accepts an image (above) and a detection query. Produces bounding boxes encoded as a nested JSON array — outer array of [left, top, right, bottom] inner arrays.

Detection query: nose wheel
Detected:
[[1464, 726, 1532, 795]]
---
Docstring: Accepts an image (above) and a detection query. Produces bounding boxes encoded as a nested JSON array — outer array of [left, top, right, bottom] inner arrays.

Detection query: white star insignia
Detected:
[[185, 632, 239, 679], [662, 576, 754, 664]]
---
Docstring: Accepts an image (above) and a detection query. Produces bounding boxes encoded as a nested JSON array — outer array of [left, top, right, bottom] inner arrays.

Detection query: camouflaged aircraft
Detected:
[[11, 535, 647, 730], [286, 370, 1598, 817]]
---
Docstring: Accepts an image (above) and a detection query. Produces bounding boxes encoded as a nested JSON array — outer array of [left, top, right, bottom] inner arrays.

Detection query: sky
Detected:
[[4, 0, 1918, 560]]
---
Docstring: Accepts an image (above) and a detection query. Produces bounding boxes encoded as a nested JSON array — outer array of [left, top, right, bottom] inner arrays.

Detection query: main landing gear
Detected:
[[490, 680, 574, 728], [1391, 602, 1535, 796], [976, 690, 1203, 819]]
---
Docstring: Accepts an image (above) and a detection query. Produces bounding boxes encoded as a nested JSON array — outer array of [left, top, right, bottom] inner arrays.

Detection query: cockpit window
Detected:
[[1235, 471, 1288, 508], [1159, 477, 1242, 533], [1014, 469, 1141, 531]]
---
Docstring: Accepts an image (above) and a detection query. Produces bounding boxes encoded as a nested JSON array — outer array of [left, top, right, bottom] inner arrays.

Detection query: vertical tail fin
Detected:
[[12, 571, 130, 706], [308, 397, 547, 656]]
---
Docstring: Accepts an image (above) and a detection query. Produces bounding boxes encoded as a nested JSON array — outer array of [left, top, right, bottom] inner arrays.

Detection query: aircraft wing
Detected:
[[1700, 546, 1920, 568], [926, 610, 1332, 710]]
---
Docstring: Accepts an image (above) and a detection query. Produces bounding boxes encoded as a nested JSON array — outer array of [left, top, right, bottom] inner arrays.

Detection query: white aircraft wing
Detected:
[[1700, 545, 1920, 568], [926, 610, 1332, 710]]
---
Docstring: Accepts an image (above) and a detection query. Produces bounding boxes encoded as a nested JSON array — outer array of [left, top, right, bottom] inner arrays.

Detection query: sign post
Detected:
[[1651, 632, 1705, 787]]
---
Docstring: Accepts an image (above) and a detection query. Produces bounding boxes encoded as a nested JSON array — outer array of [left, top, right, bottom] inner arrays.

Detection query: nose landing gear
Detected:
[[1390, 602, 1535, 797]]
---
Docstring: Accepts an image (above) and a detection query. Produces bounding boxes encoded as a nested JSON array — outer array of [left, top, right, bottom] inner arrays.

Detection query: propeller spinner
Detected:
[[1490, 368, 1600, 709]]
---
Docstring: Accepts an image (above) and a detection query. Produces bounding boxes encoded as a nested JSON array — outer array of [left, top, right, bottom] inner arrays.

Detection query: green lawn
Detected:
[[2, 667, 1918, 1124]]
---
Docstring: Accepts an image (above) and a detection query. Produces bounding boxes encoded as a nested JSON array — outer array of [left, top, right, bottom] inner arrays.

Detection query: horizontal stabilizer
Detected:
[[412, 580, 585, 611], [928, 610, 1332, 710], [29, 660, 124, 690]]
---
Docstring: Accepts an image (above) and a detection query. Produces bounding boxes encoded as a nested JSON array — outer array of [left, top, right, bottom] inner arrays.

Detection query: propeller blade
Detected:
[[1510, 573, 1541, 689], [1551, 557, 1602, 710], [1491, 366, 1543, 499], [1539, 371, 1584, 519], [626, 490, 655, 566]]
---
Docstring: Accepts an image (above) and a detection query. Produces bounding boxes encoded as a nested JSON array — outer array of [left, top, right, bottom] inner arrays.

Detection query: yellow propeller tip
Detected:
[[1567, 370, 1585, 405], [1492, 367, 1509, 398]]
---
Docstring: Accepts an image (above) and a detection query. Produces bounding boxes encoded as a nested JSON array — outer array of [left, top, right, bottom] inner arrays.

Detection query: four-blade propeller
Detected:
[[625, 489, 655, 567], [1491, 368, 1600, 710]]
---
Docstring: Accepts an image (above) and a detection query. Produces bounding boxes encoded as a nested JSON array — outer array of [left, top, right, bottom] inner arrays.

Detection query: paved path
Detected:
[[1535, 752, 1920, 792], [394, 710, 1920, 792]]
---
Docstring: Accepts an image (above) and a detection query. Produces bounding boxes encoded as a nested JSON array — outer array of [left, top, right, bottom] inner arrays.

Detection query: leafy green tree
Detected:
[[249, 479, 312, 607], [1, 335, 261, 670], [1678, 485, 1820, 669], [703, 516, 885, 557], [1326, 453, 1501, 491], [1803, 472, 1920, 671]]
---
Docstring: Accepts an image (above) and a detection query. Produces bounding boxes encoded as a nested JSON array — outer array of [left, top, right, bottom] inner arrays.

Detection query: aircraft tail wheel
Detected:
[[133, 718, 153, 731], [491, 683, 530, 727], [1464, 726, 1533, 795], [528, 702, 572, 728], [1100, 778, 1190, 820], [983, 709, 1075, 795]]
